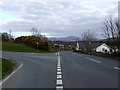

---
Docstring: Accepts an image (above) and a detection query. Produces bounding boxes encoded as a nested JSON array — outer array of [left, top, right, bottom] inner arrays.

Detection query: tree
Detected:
[[30, 28, 39, 36], [15, 36, 49, 50], [102, 17, 120, 40], [81, 30, 97, 51], [114, 18, 120, 39], [81, 30, 97, 41], [30, 28, 47, 40], [102, 17, 117, 40], [102, 16, 120, 51], [2, 32, 14, 42]]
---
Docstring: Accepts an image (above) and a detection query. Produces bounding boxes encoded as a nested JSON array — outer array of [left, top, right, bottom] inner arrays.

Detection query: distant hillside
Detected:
[[48, 36, 82, 42]]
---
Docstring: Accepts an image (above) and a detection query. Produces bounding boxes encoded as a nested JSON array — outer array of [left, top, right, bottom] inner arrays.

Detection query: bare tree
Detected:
[[30, 28, 39, 36], [81, 30, 97, 41], [30, 28, 47, 40], [81, 30, 97, 51], [102, 20, 110, 40], [102, 16, 120, 51], [114, 18, 120, 38], [102, 16, 119, 40]]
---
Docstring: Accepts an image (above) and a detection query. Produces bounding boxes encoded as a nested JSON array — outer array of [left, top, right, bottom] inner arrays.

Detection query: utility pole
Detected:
[[9, 29, 12, 40]]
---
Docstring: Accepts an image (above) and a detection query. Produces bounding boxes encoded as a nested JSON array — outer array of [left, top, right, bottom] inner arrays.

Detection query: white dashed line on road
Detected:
[[57, 69, 61, 72], [56, 86, 63, 90], [57, 72, 62, 74], [56, 52, 63, 89], [57, 67, 61, 69], [57, 75, 62, 79], [114, 67, 120, 70], [56, 86, 63, 88], [57, 80, 63, 85], [86, 57, 101, 63], [58, 65, 61, 67]]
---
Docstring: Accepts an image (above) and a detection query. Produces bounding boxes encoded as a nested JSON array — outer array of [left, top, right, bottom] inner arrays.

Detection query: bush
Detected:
[[1, 33, 14, 42], [110, 51, 120, 57], [15, 36, 49, 50]]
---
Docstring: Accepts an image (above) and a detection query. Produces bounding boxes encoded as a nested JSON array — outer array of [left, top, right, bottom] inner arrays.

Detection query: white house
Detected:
[[76, 42, 79, 51], [96, 43, 114, 54]]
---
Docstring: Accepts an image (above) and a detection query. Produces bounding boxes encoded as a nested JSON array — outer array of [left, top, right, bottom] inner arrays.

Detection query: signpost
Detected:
[[37, 42, 39, 51]]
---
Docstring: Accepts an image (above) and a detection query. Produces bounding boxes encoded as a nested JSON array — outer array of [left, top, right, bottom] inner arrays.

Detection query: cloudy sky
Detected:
[[0, 0, 119, 38]]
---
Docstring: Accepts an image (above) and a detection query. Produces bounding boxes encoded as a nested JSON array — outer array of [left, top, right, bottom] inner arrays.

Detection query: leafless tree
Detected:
[[30, 28, 39, 36], [30, 28, 47, 41], [81, 30, 97, 51], [102, 16, 119, 40], [81, 30, 97, 41], [102, 16, 120, 51], [114, 18, 120, 38]]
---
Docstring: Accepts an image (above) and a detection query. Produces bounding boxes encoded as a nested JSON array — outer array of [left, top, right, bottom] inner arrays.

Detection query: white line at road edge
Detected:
[[0, 62, 23, 86], [114, 67, 120, 70], [86, 57, 101, 63]]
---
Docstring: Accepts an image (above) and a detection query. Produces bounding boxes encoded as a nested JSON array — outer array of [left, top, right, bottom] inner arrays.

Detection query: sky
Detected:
[[0, 0, 119, 38]]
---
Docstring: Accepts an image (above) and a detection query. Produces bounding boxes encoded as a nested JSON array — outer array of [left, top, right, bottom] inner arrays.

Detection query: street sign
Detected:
[[37, 42, 39, 44]]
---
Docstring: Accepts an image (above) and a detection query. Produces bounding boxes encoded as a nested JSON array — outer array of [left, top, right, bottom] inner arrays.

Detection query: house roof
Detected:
[[78, 42, 119, 51], [78, 42, 103, 49]]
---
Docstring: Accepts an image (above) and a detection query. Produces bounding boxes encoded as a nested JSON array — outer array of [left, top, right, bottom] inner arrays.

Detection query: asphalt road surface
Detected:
[[2, 51, 120, 88]]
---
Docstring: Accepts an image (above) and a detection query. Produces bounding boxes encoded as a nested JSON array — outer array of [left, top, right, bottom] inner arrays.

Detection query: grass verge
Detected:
[[1, 42, 58, 53], [0, 58, 16, 79]]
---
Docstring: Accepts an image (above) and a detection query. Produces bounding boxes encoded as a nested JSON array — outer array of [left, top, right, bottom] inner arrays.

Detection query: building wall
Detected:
[[96, 44, 110, 53]]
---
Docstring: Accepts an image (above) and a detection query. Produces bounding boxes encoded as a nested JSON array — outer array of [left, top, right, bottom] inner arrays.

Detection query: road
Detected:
[[2, 51, 120, 88], [2, 51, 57, 88]]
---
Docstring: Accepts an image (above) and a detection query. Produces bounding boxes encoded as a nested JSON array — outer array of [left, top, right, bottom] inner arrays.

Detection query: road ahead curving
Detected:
[[2, 51, 119, 88], [2, 51, 58, 88]]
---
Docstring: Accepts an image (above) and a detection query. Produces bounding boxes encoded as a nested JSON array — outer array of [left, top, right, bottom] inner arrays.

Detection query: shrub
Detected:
[[15, 36, 49, 50], [110, 51, 120, 57]]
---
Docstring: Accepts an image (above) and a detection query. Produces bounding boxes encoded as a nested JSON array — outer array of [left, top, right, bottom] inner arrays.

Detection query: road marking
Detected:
[[57, 67, 61, 69], [56, 52, 63, 90], [58, 63, 60, 65], [58, 65, 61, 67], [56, 86, 63, 90], [58, 62, 60, 64], [56, 86, 63, 88], [56, 80, 63, 85], [58, 61, 60, 63], [57, 69, 61, 71], [57, 72, 62, 74], [114, 67, 120, 70], [86, 57, 101, 63], [0, 62, 23, 86], [57, 75, 62, 79], [58, 52, 60, 56]]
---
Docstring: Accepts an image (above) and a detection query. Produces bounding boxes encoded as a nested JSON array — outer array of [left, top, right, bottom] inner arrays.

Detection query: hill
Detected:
[[48, 36, 82, 42], [1, 42, 58, 53]]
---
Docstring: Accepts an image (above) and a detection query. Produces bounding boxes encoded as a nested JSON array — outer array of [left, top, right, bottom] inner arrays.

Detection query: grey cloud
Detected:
[[1, 1, 118, 38]]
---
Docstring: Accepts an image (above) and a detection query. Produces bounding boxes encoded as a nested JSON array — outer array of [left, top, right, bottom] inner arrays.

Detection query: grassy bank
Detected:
[[0, 58, 16, 79], [1, 42, 58, 53]]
